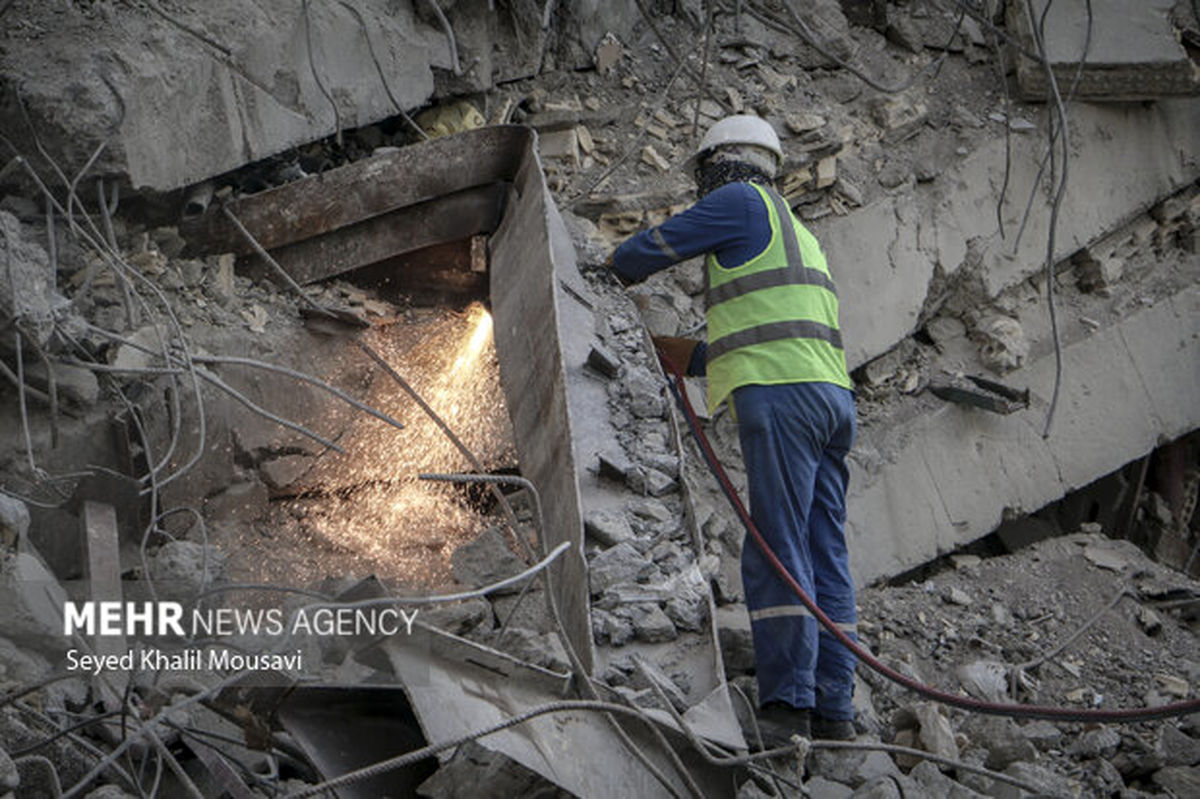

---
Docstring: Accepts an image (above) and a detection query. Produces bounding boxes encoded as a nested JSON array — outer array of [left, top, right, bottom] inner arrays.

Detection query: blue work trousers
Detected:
[[733, 381, 858, 720]]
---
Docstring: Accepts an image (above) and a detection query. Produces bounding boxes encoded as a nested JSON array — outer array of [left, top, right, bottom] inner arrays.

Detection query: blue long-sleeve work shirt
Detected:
[[612, 181, 775, 376]]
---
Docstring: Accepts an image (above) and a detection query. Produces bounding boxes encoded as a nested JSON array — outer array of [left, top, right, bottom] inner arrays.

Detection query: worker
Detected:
[[608, 115, 858, 744]]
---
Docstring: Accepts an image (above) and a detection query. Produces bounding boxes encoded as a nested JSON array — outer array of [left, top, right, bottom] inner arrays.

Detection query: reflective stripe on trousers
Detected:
[[735, 381, 858, 720]]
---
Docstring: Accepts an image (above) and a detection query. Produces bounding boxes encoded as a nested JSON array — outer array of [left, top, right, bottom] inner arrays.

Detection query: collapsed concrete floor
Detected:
[[1, 1, 1199, 797]]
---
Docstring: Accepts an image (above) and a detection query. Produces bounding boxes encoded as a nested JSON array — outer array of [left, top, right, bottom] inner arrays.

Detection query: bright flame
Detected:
[[450, 305, 493, 376], [287, 301, 516, 587]]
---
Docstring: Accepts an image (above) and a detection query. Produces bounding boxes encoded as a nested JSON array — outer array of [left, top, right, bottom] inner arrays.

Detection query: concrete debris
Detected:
[[421, 599, 492, 637], [0, 496, 29, 551], [451, 527, 526, 595], [909, 760, 986, 798], [1152, 767, 1200, 796], [481, 627, 570, 673], [871, 93, 928, 142], [1010, 0, 1200, 101], [976, 315, 1029, 373], [0, 211, 60, 348], [627, 603, 677, 643], [0, 549, 69, 653], [148, 540, 229, 599], [640, 145, 672, 172], [587, 541, 654, 594], [809, 746, 902, 788], [584, 508, 634, 548], [0, 3, 1197, 796], [1157, 725, 1200, 767], [0, 744, 17, 792]]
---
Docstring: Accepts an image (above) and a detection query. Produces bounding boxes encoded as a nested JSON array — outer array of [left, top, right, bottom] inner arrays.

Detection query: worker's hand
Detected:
[[652, 336, 700, 375], [605, 252, 636, 287]]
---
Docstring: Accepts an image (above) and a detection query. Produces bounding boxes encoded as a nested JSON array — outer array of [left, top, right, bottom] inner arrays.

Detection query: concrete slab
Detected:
[[814, 99, 1200, 370], [844, 282, 1200, 585], [1009, 0, 1200, 101], [0, 1, 440, 191]]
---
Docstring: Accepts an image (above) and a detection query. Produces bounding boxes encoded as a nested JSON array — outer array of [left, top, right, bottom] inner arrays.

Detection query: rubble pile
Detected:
[[0, 0, 1198, 796]]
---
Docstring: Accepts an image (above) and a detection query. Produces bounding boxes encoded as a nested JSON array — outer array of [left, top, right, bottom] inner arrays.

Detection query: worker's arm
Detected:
[[610, 182, 766, 285]]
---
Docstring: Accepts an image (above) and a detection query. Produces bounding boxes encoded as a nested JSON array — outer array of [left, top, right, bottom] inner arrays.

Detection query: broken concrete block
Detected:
[[886, 16, 924, 53], [1157, 725, 1200, 767], [588, 541, 653, 594], [715, 606, 755, 673], [1075, 249, 1124, 292], [259, 454, 314, 494], [909, 761, 984, 798], [22, 361, 100, 407], [643, 467, 678, 497], [597, 448, 634, 483], [0, 211, 57, 347], [593, 608, 635, 646], [640, 145, 671, 172], [594, 33, 622, 74], [809, 746, 901, 788], [0, 551, 68, 652], [583, 508, 634, 548], [1152, 767, 1200, 797], [1010, 0, 1200, 101], [630, 604, 677, 643], [420, 598, 491, 636], [871, 93, 928, 142], [978, 315, 1029, 373], [0, 745, 16, 792], [488, 627, 569, 673], [149, 541, 228, 600], [628, 497, 673, 523], [539, 128, 580, 165], [586, 342, 621, 378], [210, 254, 236, 305], [451, 527, 525, 595], [624, 364, 665, 418], [815, 156, 837, 189], [204, 479, 269, 526], [972, 718, 1039, 771], [786, 113, 827, 136], [0, 496, 29, 551]]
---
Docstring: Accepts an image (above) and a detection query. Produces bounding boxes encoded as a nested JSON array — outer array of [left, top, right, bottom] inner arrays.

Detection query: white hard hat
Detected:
[[686, 114, 783, 173]]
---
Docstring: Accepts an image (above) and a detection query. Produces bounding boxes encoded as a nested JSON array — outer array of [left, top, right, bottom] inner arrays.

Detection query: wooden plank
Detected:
[[180, 126, 531, 256], [251, 183, 506, 285]]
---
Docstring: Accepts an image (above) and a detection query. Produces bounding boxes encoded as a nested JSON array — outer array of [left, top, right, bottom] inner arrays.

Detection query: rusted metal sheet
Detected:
[[258, 183, 506, 285], [180, 127, 530, 255], [489, 135, 595, 673]]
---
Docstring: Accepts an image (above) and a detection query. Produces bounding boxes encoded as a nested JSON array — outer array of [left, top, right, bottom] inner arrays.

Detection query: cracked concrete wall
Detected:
[[0, 1, 646, 194], [1, 1, 446, 191], [847, 282, 1200, 585], [815, 99, 1200, 371]]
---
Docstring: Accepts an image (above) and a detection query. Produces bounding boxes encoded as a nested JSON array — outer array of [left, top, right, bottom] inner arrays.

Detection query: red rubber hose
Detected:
[[661, 357, 1200, 723]]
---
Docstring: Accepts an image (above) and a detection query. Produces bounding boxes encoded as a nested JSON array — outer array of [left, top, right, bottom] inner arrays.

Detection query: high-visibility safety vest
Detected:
[[705, 183, 852, 413]]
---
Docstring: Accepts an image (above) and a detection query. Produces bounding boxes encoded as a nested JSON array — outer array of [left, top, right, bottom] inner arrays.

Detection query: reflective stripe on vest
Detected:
[[705, 183, 851, 412]]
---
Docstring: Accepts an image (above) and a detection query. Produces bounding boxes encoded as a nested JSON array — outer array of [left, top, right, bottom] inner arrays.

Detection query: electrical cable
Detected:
[[659, 354, 1200, 723]]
